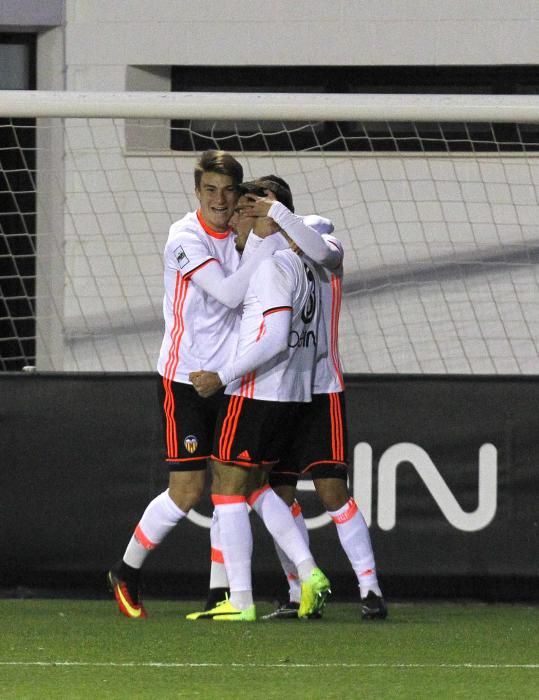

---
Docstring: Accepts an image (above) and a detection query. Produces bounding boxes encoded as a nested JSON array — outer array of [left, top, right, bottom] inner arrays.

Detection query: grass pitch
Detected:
[[0, 599, 537, 699]]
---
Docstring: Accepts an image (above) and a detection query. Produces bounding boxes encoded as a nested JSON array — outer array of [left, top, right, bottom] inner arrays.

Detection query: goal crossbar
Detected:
[[2, 90, 539, 374], [1, 90, 539, 122]]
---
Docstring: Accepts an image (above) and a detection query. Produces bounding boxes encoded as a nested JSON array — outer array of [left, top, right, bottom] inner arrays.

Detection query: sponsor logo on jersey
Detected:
[[184, 435, 198, 454], [301, 264, 317, 324], [174, 245, 190, 269], [288, 329, 317, 348]]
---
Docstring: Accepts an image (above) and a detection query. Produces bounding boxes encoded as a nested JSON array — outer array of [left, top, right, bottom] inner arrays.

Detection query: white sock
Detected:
[[328, 497, 382, 598], [272, 501, 309, 603], [209, 510, 229, 589], [249, 486, 316, 582], [212, 495, 253, 610], [123, 489, 186, 569]]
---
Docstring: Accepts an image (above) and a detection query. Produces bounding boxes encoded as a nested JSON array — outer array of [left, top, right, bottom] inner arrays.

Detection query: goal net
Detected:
[[1, 91, 539, 374]]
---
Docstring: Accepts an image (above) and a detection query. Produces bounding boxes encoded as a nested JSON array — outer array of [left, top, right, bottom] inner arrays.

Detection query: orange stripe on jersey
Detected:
[[211, 494, 247, 505], [211, 547, 225, 563], [134, 524, 158, 550], [218, 394, 244, 461], [330, 497, 358, 524], [242, 371, 256, 399], [164, 271, 190, 381], [255, 320, 266, 342], [330, 275, 344, 390]]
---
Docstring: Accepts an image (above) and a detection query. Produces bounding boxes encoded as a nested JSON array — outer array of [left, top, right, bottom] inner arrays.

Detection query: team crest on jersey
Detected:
[[174, 245, 189, 269], [184, 435, 198, 454]]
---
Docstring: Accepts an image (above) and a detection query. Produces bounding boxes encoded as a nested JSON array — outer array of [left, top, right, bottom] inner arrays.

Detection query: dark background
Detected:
[[0, 373, 537, 602]]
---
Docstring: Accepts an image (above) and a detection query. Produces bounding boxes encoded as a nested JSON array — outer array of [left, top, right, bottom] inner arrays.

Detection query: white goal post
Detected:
[[1, 90, 539, 374], [2, 90, 539, 121]]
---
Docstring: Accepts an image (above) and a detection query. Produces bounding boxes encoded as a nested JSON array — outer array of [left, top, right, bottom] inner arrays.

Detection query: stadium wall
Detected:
[[1, 373, 536, 601], [3, 3, 539, 375], [3, 2, 539, 91]]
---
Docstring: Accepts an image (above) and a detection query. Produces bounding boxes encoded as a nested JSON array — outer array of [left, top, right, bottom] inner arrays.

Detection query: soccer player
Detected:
[[107, 151, 282, 619], [242, 187, 388, 621], [187, 180, 331, 621], [202, 186, 335, 610], [202, 187, 338, 611]]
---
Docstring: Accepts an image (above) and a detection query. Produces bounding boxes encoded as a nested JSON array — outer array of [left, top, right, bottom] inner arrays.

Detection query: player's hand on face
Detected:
[[243, 191, 276, 217], [189, 370, 223, 398]]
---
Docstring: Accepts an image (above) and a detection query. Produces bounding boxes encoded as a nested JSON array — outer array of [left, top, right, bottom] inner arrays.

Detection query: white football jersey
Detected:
[[157, 210, 241, 383], [226, 248, 321, 402], [311, 234, 345, 394]]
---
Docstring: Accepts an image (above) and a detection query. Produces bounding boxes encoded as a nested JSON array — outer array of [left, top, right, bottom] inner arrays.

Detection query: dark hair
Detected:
[[238, 177, 294, 212], [257, 174, 291, 192], [194, 150, 243, 189]]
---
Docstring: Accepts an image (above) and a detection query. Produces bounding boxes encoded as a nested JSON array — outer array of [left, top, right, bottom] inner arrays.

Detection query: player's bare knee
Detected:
[[168, 470, 205, 511], [211, 460, 250, 496], [314, 477, 349, 511], [272, 483, 296, 506]]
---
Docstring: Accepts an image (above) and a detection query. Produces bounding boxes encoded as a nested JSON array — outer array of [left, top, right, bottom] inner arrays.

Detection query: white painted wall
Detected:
[[63, 0, 539, 87], [4, 1, 539, 373]]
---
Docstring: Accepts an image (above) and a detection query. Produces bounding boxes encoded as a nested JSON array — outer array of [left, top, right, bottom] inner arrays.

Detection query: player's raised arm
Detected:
[[187, 232, 284, 308], [243, 194, 342, 269]]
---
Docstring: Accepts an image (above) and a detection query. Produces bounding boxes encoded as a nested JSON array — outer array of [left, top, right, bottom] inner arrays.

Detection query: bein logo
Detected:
[[353, 442, 498, 532], [295, 442, 498, 531], [186, 442, 498, 532]]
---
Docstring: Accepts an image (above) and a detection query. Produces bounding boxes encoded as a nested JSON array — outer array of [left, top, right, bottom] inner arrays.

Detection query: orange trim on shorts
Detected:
[[210, 455, 272, 474], [162, 378, 177, 458], [165, 455, 208, 463], [134, 524, 157, 550], [211, 547, 225, 564], [247, 484, 271, 507], [162, 271, 190, 457], [211, 494, 247, 506], [329, 392, 345, 462], [330, 497, 358, 524], [218, 394, 244, 461], [294, 460, 348, 476]]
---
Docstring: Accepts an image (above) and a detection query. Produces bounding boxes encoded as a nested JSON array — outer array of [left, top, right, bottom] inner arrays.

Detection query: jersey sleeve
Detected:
[[268, 201, 342, 269], [302, 214, 334, 235], [171, 232, 284, 309], [217, 257, 294, 386], [253, 256, 295, 314], [165, 228, 216, 279]]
